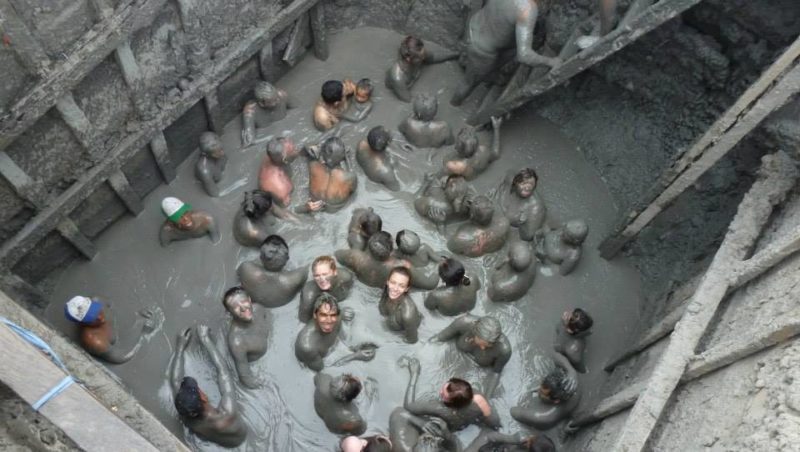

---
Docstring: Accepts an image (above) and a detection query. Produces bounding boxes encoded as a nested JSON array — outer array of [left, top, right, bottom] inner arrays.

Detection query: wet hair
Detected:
[[331, 374, 362, 402], [254, 81, 278, 103], [367, 126, 391, 152], [439, 258, 470, 287], [444, 175, 468, 202], [199, 131, 222, 155], [568, 308, 594, 333], [443, 378, 473, 409], [260, 234, 289, 271], [395, 229, 420, 252], [469, 196, 494, 226], [222, 286, 248, 309], [360, 209, 383, 237], [472, 317, 502, 343], [312, 255, 337, 272], [455, 127, 479, 157], [356, 78, 374, 95], [266, 136, 289, 162], [321, 136, 346, 166], [174, 377, 204, 419], [412, 93, 438, 122], [321, 80, 344, 104], [509, 241, 533, 271], [313, 292, 340, 315], [399, 35, 425, 61], [540, 367, 574, 403], [242, 189, 273, 219], [564, 220, 589, 245], [512, 168, 538, 192], [368, 231, 393, 261], [363, 436, 392, 452]]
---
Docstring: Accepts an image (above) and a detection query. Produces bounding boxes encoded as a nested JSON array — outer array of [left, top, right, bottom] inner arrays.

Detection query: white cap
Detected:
[[161, 197, 191, 223]]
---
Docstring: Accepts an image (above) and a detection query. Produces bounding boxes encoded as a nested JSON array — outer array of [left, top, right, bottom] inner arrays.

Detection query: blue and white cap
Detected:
[[64, 296, 102, 324]]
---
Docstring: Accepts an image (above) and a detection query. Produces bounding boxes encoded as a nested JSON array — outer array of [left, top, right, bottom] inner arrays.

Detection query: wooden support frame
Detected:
[[203, 90, 225, 134], [308, 3, 329, 61], [0, 1, 52, 76], [107, 169, 144, 215], [0, 0, 320, 269], [599, 36, 800, 258], [114, 40, 158, 119], [469, 0, 705, 125], [283, 12, 310, 67]]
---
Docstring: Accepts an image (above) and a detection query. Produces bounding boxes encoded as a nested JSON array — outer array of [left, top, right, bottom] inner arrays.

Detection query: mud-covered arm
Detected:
[[205, 215, 220, 242], [242, 101, 257, 146], [401, 302, 420, 344], [518, 197, 546, 241], [515, 1, 560, 68], [425, 49, 459, 64], [101, 310, 156, 364], [340, 103, 372, 123], [169, 329, 192, 394], [159, 224, 174, 247], [490, 116, 502, 160], [560, 248, 581, 275], [198, 326, 238, 415], [197, 168, 221, 197], [432, 315, 473, 342], [420, 244, 440, 265]]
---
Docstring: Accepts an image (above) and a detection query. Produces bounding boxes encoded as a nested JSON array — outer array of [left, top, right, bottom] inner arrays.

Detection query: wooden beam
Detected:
[[107, 169, 143, 215], [599, 37, 800, 258], [0, 0, 166, 154], [203, 90, 225, 134], [0, 273, 49, 313], [283, 12, 310, 67], [612, 151, 797, 452], [0, 1, 52, 76], [114, 40, 158, 119], [0, 0, 319, 269], [308, 3, 328, 61], [55, 219, 97, 260], [149, 132, 176, 183], [258, 41, 274, 80], [468, 0, 705, 125], [55, 93, 99, 157]]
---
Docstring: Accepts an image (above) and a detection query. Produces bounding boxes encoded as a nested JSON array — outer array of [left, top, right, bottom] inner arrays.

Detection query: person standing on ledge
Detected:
[[386, 35, 459, 102], [159, 197, 219, 247], [64, 295, 156, 364]]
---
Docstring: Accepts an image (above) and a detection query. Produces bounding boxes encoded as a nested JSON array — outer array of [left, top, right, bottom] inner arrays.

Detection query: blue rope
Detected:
[[1, 317, 77, 411]]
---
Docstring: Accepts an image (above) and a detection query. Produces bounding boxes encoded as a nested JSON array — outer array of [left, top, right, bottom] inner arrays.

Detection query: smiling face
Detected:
[[514, 176, 536, 198], [225, 293, 254, 322], [314, 302, 339, 334], [313, 261, 336, 291], [177, 212, 194, 230], [386, 270, 411, 301]]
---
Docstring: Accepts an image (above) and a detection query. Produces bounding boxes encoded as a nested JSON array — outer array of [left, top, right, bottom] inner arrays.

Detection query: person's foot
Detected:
[[576, 35, 600, 50]]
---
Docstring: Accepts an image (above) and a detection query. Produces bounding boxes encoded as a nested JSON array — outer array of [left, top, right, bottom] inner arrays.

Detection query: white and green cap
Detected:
[[162, 197, 191, 223]]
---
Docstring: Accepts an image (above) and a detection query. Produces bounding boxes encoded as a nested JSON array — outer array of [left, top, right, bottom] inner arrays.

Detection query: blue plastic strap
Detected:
[[32, 376, 75, 411]]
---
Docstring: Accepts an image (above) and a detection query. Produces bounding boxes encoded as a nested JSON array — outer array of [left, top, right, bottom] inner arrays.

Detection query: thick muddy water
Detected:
[[47, 27, 642, 451]]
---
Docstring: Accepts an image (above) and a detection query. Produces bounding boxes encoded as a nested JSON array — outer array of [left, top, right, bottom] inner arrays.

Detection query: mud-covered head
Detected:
[[355, 78, 374, 103], [175, 377, 207, 419], [512, 167, 538, 198], [470, 316, 502, 349], [413, 418, 448, 452], [320, 136, 346, 168], [469, 195, 494, 226], [444, 175, 469, 213], [255, 81, 280, 108], [455, 127, 479, 157], [563, 308, 593, 335], [312, 256, 338, 291], [364, 436, 393, 452], [478, 434, 555, 452], [509, 241, 533, 271], [368, 231, 394, 261], [242, 189, 273, 219], [199, 131, 224, 158], [321, 80, 344, 104], [330, 374, 362, 402], [259, 234, 289, 271], [367, 126, 391, 152], [399, 35, 426, 64], [539, 366, 577, 404], [439, 257, 469, 287], [412, 93, 438, 121], [395, 229, 420, 254], [222, 286, 253, 322], [439, 377, 473, 409], [266, 136, 294, 164], [385, 266, 412, 301], [360, 208, 383, 237], [313, 293, 340, 334], [564, 220, 588, 245]]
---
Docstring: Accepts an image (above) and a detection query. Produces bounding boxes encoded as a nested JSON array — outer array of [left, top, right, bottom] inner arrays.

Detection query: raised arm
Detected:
[[101, 310, 156, 364], [241, 101, 257, 146], [169, 327, 192, 394], [489, 116, 502, 160], [425, 49, 460, 64], [198, 325, 238, 415], [515, 0, 560, 68], [432, 315, 474, 342]]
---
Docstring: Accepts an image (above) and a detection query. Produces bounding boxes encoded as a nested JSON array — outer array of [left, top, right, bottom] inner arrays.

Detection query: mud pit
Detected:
[[46, 27, 642, 450]]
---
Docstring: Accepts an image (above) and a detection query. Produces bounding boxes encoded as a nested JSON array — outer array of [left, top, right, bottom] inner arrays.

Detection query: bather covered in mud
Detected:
[[241, 80, 291, 146], [194, 131, 227, 197], [159, 197, 219, 247], [233, 189, 278, 247], [389, 408, 459, 452], [258, 136, 301, 217], [492, 168, 546, 242], [336, 231, 409, 288], [554, 308, 594, 373], [534, 220, 588, 276], [347, 207, 383, 251], [392, 229, 440, 290], [314, 79, 368, 131], [314, 372, 367, 435], [357, 126, 404, 191], [299, 256, 354, 323], [414, 174, 472, 235], [488, 241, 537, 302], [448, 195, 510, 257], [379, 266, 422, 343], [299, 136, 357, 214], [464, 430, 555, 452], [386, 35, 458, 102], [222, 287, 270, 389], [398, 93, 454, 149], [510, 352, 580, 430], [237, 234, 308, 307], [442, 117, 503, 181], [425, 257, 480, 316]]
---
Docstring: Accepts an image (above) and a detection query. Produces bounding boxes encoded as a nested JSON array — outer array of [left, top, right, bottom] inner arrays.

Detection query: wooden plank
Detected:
[[283, 12, 310, 67], [0, 273, 49, 313], [0, 1, 51, 75], [599, 38, 800, 258], [149, 132, 176, 183], [0, 0, 319, 269], [258, 41, 274, 80], [468, 0, 704, 125], [0, 322, 160, 451], [107, 169, 144, 215], [308, 3, 328, 61], [203, 90, 225, 134], [55, 220, 97, 260], [612, 151, 797, 452], [114, 41, 158, 119], [0, 0, 166, 153], [55, 93, 100, 158]]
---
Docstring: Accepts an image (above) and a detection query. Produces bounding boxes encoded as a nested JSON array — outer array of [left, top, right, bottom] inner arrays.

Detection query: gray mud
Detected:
[[46, 27, 642, 451]]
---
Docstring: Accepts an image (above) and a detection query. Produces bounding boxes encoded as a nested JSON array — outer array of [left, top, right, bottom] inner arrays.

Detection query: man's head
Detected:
[[174, 376, 207, 419], [367, 231, 393, 261], [439, 377, 473, 409], [395, 229, 421, 254], [161, 197, 194, 230], [266, 136, 294, 164], [386, 266, 412, 301], [64, 295, 104, 325], [321, 80, 345, 105], [564, 220, 588, 246], [355, 78, 374, 103], [444, 175, 468, 206], [364, 436, 393, 452], [512, 168, 538, 198], [509, 241, 533, 271], [360, 208, 383, 237], [439, 257, 467, 287], [469, 195, 494, 226], [313, 293, 340, 334], [242, 189, 273, 220], [412, 93, 438, 122], [321, 136, 347, 168], [312, 256, 338, 291], [260, 235, 289, 271], [199, 132, 224, 159], [539, 366, 576, 404], [222, 286, 253, 322], [477, 434, 555, 452], [367, 126, 391, 152], [470, 317, 502, 350], [563, 308, 593, 335], [455, 127, 478, 157], [399, 35, 426, 65], [254, 81, 280, 108], [330, 374, 362, 403]]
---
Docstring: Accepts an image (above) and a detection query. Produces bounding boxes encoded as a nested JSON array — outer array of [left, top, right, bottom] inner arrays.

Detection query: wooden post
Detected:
[[203, 90, 225, 134], [308, 3, 328, 61], [149, 132, 176, 183], [283, 12, 310, 67], [114, 41, 158, 119], [107, 169, 144, 215], [55, 93, 101, 159]]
